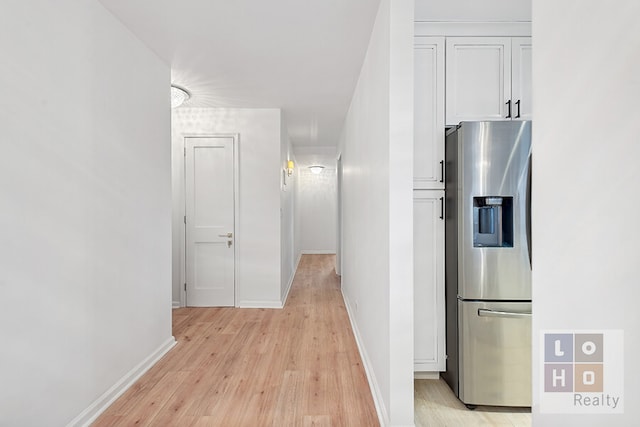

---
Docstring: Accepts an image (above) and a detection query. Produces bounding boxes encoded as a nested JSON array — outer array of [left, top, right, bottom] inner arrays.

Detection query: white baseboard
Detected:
[[342, 291, 389, 427], [67, 336, 177, 427], [414, 371, 440, 380], [300, 250, 336, 255], [280, 253, 301, 307], [172, 301, 181, 309], [238, 300, 283, 309]]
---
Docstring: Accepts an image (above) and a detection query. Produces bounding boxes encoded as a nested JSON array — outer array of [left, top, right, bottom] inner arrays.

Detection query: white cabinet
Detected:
[[413, 37, 446, 372], [413, 190, 445, 372], [511, 37, 532, 120], [445, 37, 532, 125], [412, 30, 531, 374], [414, 37, 445, 189]]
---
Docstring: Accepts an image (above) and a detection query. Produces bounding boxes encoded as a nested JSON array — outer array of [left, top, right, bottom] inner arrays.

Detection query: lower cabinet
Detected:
[[414, 190, 446, 372]]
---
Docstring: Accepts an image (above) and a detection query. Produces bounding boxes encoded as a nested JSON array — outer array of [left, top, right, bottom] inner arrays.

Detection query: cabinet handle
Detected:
[[515, 100, 521, 119], [439, 160, 444, 183], [439, 197, 444, 220], [505, 100, 512, 118]]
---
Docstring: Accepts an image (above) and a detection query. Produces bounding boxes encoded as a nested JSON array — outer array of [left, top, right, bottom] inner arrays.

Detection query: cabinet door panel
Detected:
[[446, 37, 511, 125], [414, 190, 445, 372], [512, 37, 533, 120], [414, 37, 445, 189]]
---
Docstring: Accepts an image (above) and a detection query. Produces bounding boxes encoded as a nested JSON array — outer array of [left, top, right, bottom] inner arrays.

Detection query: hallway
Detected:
[[93, 255, 378, 426]]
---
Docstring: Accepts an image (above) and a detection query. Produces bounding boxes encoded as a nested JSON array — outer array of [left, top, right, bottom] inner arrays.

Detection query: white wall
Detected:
[[415, 0, 531, 22], [171, 108, 284, 308], [294, 146, 338, 256], [0, 1, 173, 425], [339, 0, 414, 424], [532, 0, 640, 425], [280, 116, 296, 302], [295, 167, 337, 254], [293, 147, 338, 255]]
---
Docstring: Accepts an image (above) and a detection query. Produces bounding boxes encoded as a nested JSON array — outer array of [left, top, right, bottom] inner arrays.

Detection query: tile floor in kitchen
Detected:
[[415, 378, 531, 427]]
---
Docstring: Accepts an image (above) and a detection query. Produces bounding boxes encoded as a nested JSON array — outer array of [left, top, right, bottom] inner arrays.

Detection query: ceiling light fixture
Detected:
[[309, 165, 325, 174], [171, 85, 190, 108]]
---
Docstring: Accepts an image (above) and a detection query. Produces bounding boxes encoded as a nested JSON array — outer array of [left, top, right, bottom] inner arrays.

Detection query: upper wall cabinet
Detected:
[[445, 37, 532, 125], [414, 37, 445, 189], [511, 37, 532, 120]]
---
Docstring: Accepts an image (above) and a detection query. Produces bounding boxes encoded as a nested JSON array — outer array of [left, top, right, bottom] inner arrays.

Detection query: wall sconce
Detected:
[[287, 160, 295, 176], [308, 165, 325, 174]]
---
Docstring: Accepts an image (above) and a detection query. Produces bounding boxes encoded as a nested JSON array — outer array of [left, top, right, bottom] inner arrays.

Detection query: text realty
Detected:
[[574, 393, 620, 409]]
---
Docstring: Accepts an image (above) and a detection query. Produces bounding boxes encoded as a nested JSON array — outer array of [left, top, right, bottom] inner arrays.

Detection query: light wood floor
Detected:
[[93, 254, 530, 426], [93, 254, 379, 426], [415, 379, 531, 427]]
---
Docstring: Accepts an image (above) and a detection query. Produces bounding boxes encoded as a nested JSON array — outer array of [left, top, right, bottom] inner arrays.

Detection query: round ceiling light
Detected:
[[171, 85, 190, 108], [309, 165, 325, 174]]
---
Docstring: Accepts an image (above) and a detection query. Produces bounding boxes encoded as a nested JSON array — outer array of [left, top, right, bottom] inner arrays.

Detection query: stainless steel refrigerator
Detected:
[[442, 121, 532, 408]]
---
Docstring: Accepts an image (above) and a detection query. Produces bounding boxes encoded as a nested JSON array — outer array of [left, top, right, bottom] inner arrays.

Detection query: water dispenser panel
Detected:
[[473, 197, 513, 247]]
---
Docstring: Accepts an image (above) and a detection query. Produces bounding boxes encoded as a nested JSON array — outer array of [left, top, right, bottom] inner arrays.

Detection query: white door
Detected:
[[445, 37, 512, 125], [511, 37, 533, 120], [185, 136, 235, 307], [414, 36, 445, 189]]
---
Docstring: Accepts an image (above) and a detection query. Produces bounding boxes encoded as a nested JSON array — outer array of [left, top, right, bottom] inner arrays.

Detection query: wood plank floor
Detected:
[[93, 254, 379, 426], [415, 379, 531, 427]]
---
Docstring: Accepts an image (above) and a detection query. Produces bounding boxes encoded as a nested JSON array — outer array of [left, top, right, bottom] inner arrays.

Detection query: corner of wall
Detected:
[[280, 252, 301, 308], [280, 110, 297, 304], [67, 338, 177, 427]]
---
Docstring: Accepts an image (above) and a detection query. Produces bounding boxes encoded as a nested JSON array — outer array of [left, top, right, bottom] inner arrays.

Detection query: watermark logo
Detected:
[[541, 330, 623, 413]]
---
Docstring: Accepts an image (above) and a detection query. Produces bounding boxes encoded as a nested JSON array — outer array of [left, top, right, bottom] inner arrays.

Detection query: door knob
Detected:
[[218, 232, 233, 238]]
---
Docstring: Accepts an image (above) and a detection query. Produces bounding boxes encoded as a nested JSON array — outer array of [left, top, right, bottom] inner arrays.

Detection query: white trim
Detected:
[[414, 371, 440, 380], [300, 250, 336, 255], [233, 134, 240, 308], [342, 291, 389, 427], [281, 252, 302, 307], [67, 337, 177, 427], [414, 21, 531, 37], [238, 300, 283, 309], [180, 133, 240, 308], [172, 301, 180, 309]]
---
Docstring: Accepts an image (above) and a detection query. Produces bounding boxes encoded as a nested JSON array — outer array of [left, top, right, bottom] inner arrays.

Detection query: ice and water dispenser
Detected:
[[473, 196, 513, 247]]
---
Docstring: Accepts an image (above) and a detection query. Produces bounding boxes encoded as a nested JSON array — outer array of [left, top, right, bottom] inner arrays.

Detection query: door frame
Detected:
[[180, 133, 240, 307]]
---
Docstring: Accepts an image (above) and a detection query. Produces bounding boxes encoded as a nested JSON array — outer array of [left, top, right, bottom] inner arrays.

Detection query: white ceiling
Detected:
[[98, 0, 381, 147]]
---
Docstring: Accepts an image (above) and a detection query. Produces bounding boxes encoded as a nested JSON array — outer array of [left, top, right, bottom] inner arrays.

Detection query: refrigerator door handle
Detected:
[[478, 308, 532, 319]]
